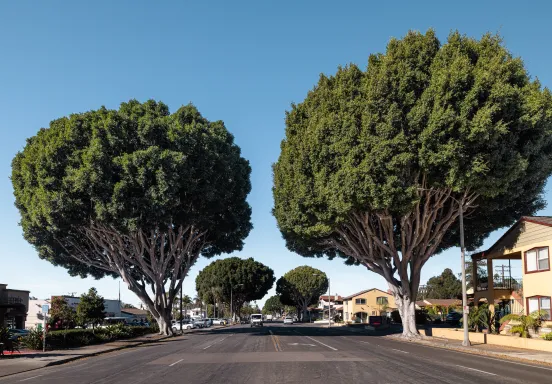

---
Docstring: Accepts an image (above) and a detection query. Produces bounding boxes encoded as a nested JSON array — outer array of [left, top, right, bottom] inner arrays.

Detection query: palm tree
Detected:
[[500, 310, 547, 338]]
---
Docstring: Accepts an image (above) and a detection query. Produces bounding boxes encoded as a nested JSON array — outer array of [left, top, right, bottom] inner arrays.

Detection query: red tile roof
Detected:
[[319, 295, 343, 301], [417, 299, 461, 307], [342, 288, 392, 300], [121, 308, 149, 316]]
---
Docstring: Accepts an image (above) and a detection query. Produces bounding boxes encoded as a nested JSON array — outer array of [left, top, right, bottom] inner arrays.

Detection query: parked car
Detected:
[[212, 319, 227, 325], [8, 329, 29, 341], [265, 315, 273, 322], [283, 316, 294, 325], [250, 314, 263, 327], [445, 312, 463, 325], [172, 320, 195, 332]]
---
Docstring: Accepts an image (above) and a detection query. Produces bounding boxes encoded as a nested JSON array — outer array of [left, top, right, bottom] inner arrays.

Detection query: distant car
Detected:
[[283, 316, 294, 325], [212, 319, 227, 325], [265, 315, 273, 322], [445, 312, 463, 325], [250, 314, 263, 327]]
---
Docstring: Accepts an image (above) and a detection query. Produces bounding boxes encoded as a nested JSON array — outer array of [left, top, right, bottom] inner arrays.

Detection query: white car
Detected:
[[250, 314, 263, 327], [283, 316, 294, 325], [212, 319, 227, 325], [172, 320, 195, 332]]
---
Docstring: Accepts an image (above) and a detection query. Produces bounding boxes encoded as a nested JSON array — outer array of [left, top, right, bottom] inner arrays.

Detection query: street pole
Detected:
[[328, 278, 331, 329], [42, 315, 46, 352], [230, 287, 233, 323], [180, 284, 183, 333], [460, 205, 471, 347]]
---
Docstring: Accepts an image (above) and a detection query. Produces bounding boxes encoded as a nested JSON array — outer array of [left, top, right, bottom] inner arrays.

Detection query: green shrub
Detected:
[[21, 328, 43, 350], [45, 325, 156, 349], [542, 332, 552, 341]]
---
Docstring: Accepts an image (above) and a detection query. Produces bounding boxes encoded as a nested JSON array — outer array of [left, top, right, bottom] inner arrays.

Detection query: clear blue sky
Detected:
[[1, 1, 551, 308]]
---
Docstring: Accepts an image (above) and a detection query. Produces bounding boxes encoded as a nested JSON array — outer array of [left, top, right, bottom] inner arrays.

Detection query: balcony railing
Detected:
[[476, 277, 521, 292]]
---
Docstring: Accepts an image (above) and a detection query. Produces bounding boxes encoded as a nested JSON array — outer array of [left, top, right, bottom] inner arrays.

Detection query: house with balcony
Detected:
[[471, 216, 552, 332], [316, 294, 343, 320], [0, 284, 30, 329], [342, 288, 396, 323]]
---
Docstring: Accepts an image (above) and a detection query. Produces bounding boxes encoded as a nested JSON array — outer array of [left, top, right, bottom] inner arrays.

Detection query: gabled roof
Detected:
[[121, 308, 149, 316], [319, 295, 343, 301], [472, 216, 552, 260], [416, 299, 461, 307], [342, 288, 391, 300]]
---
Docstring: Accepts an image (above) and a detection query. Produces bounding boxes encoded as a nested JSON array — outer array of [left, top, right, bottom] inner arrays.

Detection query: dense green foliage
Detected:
[[501, 310, 546, 338], [262, 295, 285, 316], [424, 269, 462, 299], [273, 30, 552, 259], [195, 257, 275, 315], [49, 296, 76, 330], [76, 288, 105, 328], [24, 325, 155, 350], [12, 100, 252, 278], [276, 266, 327, 320]]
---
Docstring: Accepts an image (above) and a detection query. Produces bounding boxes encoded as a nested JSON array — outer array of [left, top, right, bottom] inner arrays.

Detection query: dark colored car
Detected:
[[445, 312, 463, 325]]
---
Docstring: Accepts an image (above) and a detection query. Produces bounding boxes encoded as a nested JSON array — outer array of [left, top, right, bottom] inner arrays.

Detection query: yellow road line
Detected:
[[269, 330, 281, 352]]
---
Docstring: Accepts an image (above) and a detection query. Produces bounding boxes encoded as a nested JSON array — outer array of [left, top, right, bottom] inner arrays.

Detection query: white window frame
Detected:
[[525, 247, 550, 273]]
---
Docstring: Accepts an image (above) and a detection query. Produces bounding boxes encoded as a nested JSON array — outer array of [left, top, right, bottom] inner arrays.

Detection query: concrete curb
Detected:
[[0, 335, 172, 378], [386, 335, 552, 367]]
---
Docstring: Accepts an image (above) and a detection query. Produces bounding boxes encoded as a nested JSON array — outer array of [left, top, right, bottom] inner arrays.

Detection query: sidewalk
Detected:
[[0, 333, 170, 378], [386, 334, 552, 366]]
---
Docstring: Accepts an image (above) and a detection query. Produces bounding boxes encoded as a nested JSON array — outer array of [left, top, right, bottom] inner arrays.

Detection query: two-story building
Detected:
[[0, 284, 30, 329], [317, 295, 343, 320], [471, 216, 552, 331], [342, 288, 396, 323]]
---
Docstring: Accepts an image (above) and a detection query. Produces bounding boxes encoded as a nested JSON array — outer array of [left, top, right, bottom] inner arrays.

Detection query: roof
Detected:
[[319, 295, 343, 301], [342, 288, 392, 300], [472, 216, 552, 260], [417, 299, 461, 307], [121, 308, 149, 316]]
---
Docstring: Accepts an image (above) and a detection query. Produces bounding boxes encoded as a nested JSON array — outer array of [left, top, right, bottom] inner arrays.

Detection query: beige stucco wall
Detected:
[[343, 289, 395, 322], [480, 221, 552, 316]]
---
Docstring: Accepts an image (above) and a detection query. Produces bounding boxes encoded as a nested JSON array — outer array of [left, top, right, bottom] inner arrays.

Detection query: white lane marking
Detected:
[[294, 331, 337, 351], [19, 375, 43, 382], [391, 348, 409, 354], [288, 343, 316, 346], [169, 358, 184, 367], [202, 334, 233, 350], [396, 340, 552, 372], [456, 365, 496, 376], [269, 330, 274, 335]]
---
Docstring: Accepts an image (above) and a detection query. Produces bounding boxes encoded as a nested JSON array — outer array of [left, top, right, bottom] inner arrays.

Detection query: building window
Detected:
[[355, 298, 366, 305], [376, 297, 388, 305], [525, 247, 549, 273], [527, 296, 551, 319]]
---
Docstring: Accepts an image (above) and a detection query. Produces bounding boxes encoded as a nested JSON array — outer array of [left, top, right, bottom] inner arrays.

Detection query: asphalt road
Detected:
[[2, 323, 552, 384]]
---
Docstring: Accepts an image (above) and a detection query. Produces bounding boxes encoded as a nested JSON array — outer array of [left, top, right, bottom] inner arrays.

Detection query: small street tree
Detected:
[[276, 266, 328, 321], [195, 257, 275, 318], [76, 287, 105, 329], [273, 30, 552, 338], [262, 295, 285, 317], [425, 269, 462, 299], [49, 296, 76, 331], [12, 100, 252, 335]]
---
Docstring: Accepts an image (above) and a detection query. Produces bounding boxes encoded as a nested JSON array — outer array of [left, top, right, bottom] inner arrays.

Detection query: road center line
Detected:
[[169, 358, 184, 367], [456, 365, 496, 376], [269, 330, 281, 351], [19, 375, 43, 382], [202, 334, 233, 350], [391, 348, 409, 354], [294, 331, 337, 351]]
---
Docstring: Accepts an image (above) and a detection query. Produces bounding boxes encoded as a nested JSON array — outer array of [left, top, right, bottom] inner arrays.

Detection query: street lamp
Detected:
[[230, 284, 243, 323]]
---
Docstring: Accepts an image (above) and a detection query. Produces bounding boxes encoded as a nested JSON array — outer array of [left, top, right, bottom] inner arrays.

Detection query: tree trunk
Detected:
[[155, 312, 172, 336], [395, 295, 419, 339]]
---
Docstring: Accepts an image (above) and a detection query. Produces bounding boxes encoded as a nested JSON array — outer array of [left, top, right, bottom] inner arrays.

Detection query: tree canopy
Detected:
[[276, 266, 327, 321], [195, 257, 275, 316], [262, 295, 285, 316], [424, 268, 462, 299], [272, 30, 552, 337], [12, 100, 252, 334], [76, 287, 105, 328]]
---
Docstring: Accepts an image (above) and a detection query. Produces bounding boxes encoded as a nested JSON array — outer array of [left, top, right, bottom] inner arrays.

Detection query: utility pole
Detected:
[[459, 205, 470, 347], [180, 283, 183, 333], [328, 278, 331, 329]]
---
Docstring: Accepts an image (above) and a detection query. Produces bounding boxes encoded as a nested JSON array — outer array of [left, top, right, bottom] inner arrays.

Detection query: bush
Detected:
[[34, 325, 155, 350], [21, 328, 43, 350], [542, 332, 552, 341]]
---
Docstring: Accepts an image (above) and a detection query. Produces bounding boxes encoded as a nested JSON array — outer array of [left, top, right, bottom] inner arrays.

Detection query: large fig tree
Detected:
[[273, 30, 552, 337], [12, 100, 252, 335], [195, 257, 275, 319]]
